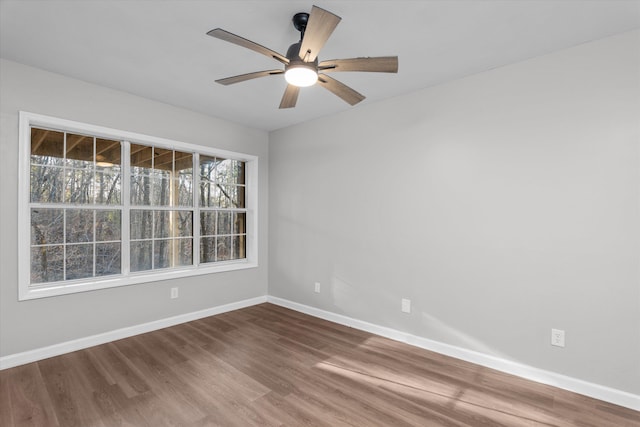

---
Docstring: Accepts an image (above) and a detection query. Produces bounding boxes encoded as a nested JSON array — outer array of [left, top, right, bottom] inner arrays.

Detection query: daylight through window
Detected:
[[20, 112, 256, 300]]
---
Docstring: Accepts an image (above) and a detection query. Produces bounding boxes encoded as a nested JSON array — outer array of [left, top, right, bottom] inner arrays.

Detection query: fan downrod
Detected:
[[292, 12, 309, 39]]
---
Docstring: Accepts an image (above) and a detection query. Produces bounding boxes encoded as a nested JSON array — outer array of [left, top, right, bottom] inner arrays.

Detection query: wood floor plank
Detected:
[[2, 364, 59, 427], [0, 372, 15, 427], [253, 391, 332, 427], [39, 356, 107, 427], [1, 303, 638, 426], [87, 343, 150, 398], [113, 338, 209, 425]]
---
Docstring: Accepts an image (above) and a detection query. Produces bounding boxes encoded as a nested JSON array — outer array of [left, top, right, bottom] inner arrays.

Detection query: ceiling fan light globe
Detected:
[[284, 66, 318, 87]]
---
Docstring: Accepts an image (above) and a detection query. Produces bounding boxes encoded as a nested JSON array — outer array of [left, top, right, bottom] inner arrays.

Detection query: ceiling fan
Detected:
[[207, 5, 399, 109]]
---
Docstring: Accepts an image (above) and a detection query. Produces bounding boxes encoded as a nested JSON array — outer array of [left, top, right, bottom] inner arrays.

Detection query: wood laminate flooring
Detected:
[[1, 303, 638, 426]]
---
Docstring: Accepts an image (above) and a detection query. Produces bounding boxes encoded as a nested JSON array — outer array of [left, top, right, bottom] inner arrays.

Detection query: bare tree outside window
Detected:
[[29, 128, 122, 283], [27, 122, 249, 292], [130, 144, 194, 272], [199, 156, 246, 263]]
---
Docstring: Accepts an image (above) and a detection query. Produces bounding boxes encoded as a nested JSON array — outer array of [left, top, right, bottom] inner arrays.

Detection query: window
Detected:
[[29, 128, 123, 284], [19, 112, 258, 300], [198, 155, 247, 263], [129, 144, 195, 272]]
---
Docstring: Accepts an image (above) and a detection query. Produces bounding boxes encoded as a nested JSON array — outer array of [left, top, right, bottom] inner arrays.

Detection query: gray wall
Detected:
[[269, 30, 640, 394], [0, 59, 269, 356]]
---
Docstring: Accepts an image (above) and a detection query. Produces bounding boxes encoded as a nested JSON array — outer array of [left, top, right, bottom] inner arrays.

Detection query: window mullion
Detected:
[[122, 141, 131, 275], [62, 132, 68, 281], [171, 150, 176, 268], [92, 138, 97, 278], [93, 209, 97, 278], [193, 152, 200, 267]]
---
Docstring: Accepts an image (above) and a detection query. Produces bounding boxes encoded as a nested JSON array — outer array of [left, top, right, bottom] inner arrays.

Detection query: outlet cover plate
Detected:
[[401, 298, 411, 313], [551, 328, 565, 347]]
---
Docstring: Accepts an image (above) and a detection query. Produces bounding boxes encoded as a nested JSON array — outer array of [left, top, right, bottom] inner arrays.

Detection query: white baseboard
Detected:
[[0, 295, 267, 371], [2, 294, 638, 411], [267, 296, 640, 412]]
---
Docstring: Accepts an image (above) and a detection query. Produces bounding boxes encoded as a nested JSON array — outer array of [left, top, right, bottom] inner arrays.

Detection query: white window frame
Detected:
[[18, 111, 258, 300]]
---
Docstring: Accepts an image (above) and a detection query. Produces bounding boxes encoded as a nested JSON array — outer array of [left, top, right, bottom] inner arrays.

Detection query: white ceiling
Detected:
[[1, 1, 639, 132]]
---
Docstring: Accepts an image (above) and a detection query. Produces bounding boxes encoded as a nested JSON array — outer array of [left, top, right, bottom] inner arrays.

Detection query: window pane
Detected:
[[66, 244, 93, 280], [95, 171, 121, 205], [154, 239, 171, 269], [175, 151, 193, 208], [216, 236, 232, 261], [66, 209, 94, 243], [199, 182, 214, 207], [130, 241, 152, 272], [211, 185, 244, 208], [223, 185, 244, 208], [131, 144, 153, 169], [199, 155, 218, 178], [200, 237, 215, 264], [31, 128, 64, 166], [213, 185, 229, 208], [96, 138, 121, 167], [96, 210, 121, 242], [203, 185, 232, 208], [154, 210, 171, 238], [65, 168, 94, 204], [175, 211, 193, 238], [217, 212, 232, 235], [140, 211, 194, 240], [31, 208, 64, 245], [31, 245, 64, 283], [30, 165, 64, 203], [214, 157, 228, 182], [177, 239, 192, 266], [231, 235, 246, 260], [130, 210, 152, 240], [174, 176, 193, 207], [96, 242, 121, 277], [131, 144, 153, 206], [233, 212, 246, 234], [66, 133, 93, 169], [175, 151, 193, 173], [130, 173, 151, 205], [235, 161, 246, 185], [236, 186, 246, 209], [216, 159, 245, 185], [151, 174, 170, 206], [200, 211, 216, 236]]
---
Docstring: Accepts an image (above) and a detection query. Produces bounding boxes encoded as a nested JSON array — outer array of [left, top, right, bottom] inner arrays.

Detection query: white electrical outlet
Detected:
[[551, 328, 565, 347], [314, 282, 321, 293], [401, 298, 411, 313], [171, 287, 179, 299]]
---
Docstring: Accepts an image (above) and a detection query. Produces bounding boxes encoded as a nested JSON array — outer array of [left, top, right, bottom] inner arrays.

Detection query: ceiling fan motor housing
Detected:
[[284, 42, 318, 87], [292, 12, 309, 38], [286, 42, 318, 66]]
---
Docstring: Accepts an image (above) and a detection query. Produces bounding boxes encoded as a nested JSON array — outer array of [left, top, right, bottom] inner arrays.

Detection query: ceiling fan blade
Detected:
[[207, 28, 289, 65], [318, 56, 398, 73], [317, 74, 365, 106], [298, 6, 341, 62], [215, 70, 284, 86], [279, 85, 300, 109]]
